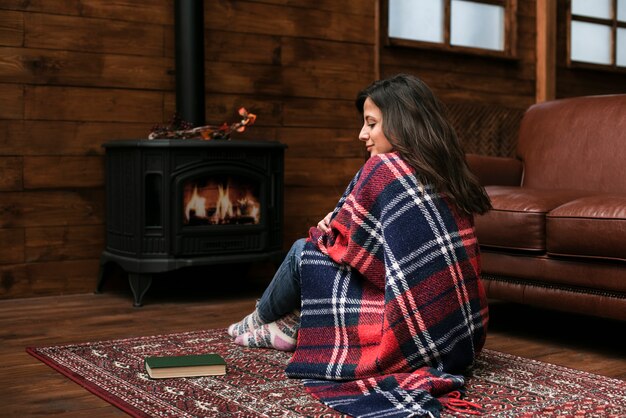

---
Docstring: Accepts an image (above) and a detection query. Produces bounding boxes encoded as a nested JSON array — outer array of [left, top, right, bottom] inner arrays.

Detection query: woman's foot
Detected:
[[227, 309, 265, 338], [234, 310, 300, 351]]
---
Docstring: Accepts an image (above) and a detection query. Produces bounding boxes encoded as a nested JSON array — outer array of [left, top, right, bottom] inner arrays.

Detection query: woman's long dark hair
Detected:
[[356, 74, 491, 215]]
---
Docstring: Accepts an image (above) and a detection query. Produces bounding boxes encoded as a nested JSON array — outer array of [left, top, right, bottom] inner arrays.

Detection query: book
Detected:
[[144, 353, 227, 379]]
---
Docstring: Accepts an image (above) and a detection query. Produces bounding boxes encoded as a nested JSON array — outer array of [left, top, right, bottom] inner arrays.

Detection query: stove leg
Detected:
[[95, 264, 106, 294], [128, 273, 153, 307], [95, 257, 111, 294]]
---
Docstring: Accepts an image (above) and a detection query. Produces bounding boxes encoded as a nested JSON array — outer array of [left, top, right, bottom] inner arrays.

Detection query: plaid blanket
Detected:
[[285, 152, 489, 417]]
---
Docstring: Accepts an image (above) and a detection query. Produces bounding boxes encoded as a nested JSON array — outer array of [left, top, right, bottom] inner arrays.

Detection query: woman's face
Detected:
[[359, 98, 393, 157]]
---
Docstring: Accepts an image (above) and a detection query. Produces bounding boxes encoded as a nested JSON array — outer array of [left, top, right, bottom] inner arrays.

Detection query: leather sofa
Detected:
[[467, 94, 626, 321]]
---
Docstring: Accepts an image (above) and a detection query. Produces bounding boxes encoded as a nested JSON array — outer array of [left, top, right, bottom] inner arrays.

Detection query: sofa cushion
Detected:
[[547, 195, 626, 261], [516, 95, 626, 194], [475, 186, 590, 252]]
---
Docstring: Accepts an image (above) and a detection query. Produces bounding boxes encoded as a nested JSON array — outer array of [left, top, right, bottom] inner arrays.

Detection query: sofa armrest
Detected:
[[465, 153, 523, 186]]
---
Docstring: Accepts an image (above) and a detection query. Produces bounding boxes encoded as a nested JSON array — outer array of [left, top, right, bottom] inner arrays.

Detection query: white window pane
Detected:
[[450, 0, 504, 51], [388, 0, 444, 43], [618, 0, 626, 22], [571, 21, 612, 65], [618, 28, 626, 67], [572, 0, 612, 19]]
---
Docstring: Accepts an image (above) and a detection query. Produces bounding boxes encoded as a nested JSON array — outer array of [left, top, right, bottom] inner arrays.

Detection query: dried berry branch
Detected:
[[149, 107, 257, 140]]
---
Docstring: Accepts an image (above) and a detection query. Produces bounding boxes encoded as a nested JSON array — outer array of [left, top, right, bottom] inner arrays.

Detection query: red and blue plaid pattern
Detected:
[[286, 153, 489, 417]]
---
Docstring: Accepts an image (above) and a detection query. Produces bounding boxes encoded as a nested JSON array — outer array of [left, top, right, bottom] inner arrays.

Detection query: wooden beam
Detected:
[[536, 0, 557, 102], [374, 0, 381, 80]]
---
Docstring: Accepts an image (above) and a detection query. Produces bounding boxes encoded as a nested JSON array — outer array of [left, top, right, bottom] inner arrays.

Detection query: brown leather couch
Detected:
[[467, 94, 626, 321]]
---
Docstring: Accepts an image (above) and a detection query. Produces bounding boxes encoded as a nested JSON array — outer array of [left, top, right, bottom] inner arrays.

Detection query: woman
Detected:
[[228, 74, 491, 417]]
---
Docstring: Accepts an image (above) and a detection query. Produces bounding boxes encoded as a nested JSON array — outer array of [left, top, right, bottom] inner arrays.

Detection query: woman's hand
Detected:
[[317, 212, 333, 233]]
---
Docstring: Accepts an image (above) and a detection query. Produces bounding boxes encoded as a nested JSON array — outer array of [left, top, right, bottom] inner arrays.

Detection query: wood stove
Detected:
[[97, 139, 286, 306]]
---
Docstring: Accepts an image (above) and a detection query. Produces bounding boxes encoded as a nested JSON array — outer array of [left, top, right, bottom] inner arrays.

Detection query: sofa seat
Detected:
[[547, 195, 626, 261], [481, 251, 626, 293], [475, 186, 590, 252], [466, 94, 626, 321]]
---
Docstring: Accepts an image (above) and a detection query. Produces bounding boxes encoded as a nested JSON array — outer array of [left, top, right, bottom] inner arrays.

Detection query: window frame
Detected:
[[382, 0, 518, 59], [567, 0, 626, 72]]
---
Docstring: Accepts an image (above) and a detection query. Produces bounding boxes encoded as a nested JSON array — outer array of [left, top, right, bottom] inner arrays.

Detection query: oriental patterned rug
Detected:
[[27, 329, 626, 417]]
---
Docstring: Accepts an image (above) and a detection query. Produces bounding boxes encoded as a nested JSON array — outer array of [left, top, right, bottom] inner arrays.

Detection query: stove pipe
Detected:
[[174, 0, 206, 127]]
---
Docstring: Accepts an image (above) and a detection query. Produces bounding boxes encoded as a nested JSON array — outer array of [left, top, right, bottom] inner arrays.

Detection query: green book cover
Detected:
[[145, 353, 226, 379]]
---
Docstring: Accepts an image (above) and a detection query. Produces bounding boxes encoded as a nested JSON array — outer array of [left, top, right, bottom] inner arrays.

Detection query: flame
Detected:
[[184, 185, 206, 221], [237, 196, 261, 223], [250, 204, 260, 223], [213, 184, 233, 223]]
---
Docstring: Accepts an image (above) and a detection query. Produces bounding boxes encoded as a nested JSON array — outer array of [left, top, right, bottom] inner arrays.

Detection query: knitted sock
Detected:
[[227, 309, 265, 338], [234, 310, 300, 351]]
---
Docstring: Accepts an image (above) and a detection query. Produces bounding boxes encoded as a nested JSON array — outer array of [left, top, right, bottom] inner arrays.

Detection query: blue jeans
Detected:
[[256, 238, 306, 323]]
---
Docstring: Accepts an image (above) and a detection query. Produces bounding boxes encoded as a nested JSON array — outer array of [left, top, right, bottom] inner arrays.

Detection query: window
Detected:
[[568, 0, 626, 70], [383, 0, 517, 58]]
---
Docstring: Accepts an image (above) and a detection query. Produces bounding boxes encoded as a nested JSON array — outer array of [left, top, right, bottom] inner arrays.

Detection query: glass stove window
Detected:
[[183, 175, 261, 226], [145, 173, 162, 227]]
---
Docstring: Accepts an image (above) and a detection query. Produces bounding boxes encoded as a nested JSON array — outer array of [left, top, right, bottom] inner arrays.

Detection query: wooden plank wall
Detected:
[[0, 0, 373, 299], [2, 0, 623, 300], [379, 1, 537, 157]]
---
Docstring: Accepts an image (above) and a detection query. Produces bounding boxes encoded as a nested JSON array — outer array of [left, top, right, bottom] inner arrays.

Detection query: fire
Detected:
[[213, 184, 234, 224], [184, 185, 206, 220], [237, 196, 261, 223], [183, 178, 261, 225]]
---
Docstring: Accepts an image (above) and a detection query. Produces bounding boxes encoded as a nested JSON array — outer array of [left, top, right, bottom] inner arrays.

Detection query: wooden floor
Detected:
[[1, 273, 625, 417]]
